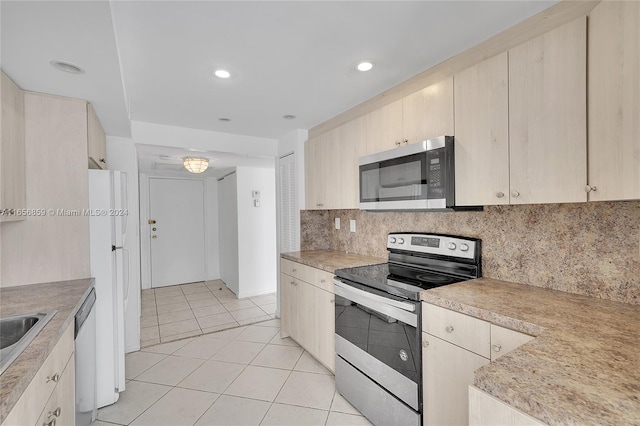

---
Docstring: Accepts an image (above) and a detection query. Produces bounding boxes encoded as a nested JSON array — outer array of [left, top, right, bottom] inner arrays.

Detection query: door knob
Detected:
[[152, 227, 157, 231], [152, 235, 158, 239]]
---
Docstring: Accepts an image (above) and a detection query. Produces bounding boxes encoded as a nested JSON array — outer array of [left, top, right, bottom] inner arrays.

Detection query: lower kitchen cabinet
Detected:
[[469, 386, 546, 426], [2, 322, 75, 426], [280, 259, 335, 372], [421, 302, 535, 426], [422, 333, 489, 426]]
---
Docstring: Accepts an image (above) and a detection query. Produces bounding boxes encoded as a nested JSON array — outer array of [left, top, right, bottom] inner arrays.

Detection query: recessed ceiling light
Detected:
[[214, 69, 231, 79], [218, 117, 231, 122], [356, 61, 374, 72], [283, 115, 296, 120], [50, 60, 85, 74]]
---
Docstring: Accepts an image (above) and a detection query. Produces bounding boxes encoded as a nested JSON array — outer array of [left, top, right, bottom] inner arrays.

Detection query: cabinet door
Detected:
[[87, 102, 107, 169], [338, 115, 367, 209], [588, 1, 640, 201], [1, 71, 26, 222], [304, 136, 322, 210], [311, 286, 335, 372], [295, 280, 315, 351], [423, 334, 489, 426], [508, 17, 587, 204], [319, 128, 342, 210], [280, 273, 296, 338], [403, 76, 454, 145], [490, 325, 534, 361], [469, 386, 545, 426], [454, 53, 510, 206], [365, 99, 403, 154]]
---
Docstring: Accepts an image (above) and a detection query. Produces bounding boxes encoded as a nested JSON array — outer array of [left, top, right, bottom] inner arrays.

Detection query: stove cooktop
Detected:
[[335, 262, 465, 301]]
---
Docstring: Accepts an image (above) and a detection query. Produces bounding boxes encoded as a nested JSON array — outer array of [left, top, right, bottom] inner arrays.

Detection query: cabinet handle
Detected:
[[292, 268, 297, 273], [496, 192, 504, 198], [99, 158, 106, 164], [43, 419, 56, 426], [402, 139, 409, 145], [48, 407, 61, 419], [585, 185, 597, 193], [492, 344, 502, 353], [290, 281, 295, 285], [46, 373, 60, 383], [330, 299, 335, 303], [395, 140, 401, 146], [316, 203, 324, 207], [320, 279, 326, 283], [445, 326, 454, 334], [422, 340, 429, 347], [511, 191, 520, 198]]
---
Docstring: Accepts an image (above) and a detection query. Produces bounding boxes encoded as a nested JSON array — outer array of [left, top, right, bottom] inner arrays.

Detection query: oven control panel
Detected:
[[387, 233, 477, 260]]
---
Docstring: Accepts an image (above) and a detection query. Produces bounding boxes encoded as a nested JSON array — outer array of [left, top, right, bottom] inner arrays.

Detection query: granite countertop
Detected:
[[282, 250, 386, 273], [0, 278, 94, 423], [421, 277, 640, 425]]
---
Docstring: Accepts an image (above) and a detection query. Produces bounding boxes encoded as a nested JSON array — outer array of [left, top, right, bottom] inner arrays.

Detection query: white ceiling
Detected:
[[2, 1, 556, 140]]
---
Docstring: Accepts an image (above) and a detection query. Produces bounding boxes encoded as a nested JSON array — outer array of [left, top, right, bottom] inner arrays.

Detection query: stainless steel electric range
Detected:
[[333, 233, 482, 426]]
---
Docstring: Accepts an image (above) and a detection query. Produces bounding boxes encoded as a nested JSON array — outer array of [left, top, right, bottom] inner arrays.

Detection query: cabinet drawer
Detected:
[[280, 258, 293, 276], [490, 325, 534, 361], [311, 269, 334, 293], [2, 322, 74, 426], [422, 303, 490, 358], [35, 353, 75, 426]]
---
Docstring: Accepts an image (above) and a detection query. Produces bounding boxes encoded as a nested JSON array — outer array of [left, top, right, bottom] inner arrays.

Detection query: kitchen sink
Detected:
[[0, 311, 57, 375]]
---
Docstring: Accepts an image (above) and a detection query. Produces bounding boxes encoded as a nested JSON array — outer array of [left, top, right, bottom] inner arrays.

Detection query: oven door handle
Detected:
[[334, 280, 417, 327]]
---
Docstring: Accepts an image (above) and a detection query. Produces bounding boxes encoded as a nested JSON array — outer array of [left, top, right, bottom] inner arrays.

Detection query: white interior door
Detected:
[[149, 178, 205, 288]]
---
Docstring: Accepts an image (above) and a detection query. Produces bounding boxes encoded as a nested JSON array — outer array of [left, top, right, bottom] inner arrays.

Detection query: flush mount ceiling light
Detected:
[[356, 61, 374, 72], [283, 115, 296, 120], [50, 60, 85, 74], [214, 69, 231, 79], [183, 157, 209, 173]]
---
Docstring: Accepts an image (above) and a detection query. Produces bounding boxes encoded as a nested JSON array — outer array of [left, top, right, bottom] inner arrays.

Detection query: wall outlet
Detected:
[[335, 218, 341, 230], [350, 219, 356, 233]]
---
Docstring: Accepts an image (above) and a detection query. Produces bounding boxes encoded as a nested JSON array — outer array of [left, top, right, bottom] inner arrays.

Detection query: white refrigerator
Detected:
[[89, 170, 128, 408]]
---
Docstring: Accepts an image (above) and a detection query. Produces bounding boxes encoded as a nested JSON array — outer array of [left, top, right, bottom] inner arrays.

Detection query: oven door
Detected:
[[334, 280, 421, 411]]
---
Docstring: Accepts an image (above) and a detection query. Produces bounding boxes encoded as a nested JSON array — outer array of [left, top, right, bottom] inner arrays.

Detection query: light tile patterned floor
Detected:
[[140, 280, 277, 347], [94, 321, 371, 426]]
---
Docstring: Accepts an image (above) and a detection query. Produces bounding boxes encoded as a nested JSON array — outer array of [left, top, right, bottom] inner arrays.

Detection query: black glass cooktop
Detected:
[[335, 262, 464, 301]]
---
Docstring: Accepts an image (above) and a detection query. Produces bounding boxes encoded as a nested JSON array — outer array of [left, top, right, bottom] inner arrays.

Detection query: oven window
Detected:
[[335, 295, 420, 384]]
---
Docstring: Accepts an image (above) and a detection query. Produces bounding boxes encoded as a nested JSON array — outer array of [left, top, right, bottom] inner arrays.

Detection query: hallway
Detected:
[[140, 280, 277, 347]]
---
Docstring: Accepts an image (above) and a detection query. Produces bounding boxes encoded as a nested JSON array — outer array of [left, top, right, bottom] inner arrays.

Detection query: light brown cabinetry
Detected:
[[2, 322, 75, 426], [87, 102, 107, 169], [454, 53, 510, 206], [508, 17, 587, 204], [280, 258, 335, 371], [587, 1, 640, 201], [469, 386, 546, 426], [365, 78, 454, 155], [304, 129, 341, 210], [422, 302, 534, 426], [338, 115, 367, 208], [1, 71, 26, 222]]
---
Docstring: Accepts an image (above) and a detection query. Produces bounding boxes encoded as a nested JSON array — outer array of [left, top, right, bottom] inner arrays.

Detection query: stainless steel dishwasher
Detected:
[[75, 287, 97, 425]]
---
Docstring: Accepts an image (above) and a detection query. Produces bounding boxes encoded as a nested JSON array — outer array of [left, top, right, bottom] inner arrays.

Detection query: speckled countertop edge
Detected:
[[420, 278, 640, 425], [281, 250, 386, 273], [0, 278, 94, 423]]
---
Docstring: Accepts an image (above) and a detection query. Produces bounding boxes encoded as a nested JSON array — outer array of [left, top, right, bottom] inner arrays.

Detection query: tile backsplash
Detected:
[[301, 201, 640, 305]]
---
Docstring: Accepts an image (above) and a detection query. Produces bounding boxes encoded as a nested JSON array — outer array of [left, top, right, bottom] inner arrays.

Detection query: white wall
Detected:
[[217, 172, 239, 293], [106, 136, 141, 353], [132, 121, 278, 157], [204, 178, 221, 280], [236, 166, 278, 299]]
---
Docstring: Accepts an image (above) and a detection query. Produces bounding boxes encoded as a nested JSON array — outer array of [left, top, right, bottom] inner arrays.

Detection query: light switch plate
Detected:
[[335, 218, 341, 230], [252, 190, 261, 198], [350, 219, 356, 233], [254, 199, 260, 207]]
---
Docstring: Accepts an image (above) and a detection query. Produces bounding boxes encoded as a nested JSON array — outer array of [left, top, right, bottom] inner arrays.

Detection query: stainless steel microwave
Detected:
[[359, 136, 480, 211]]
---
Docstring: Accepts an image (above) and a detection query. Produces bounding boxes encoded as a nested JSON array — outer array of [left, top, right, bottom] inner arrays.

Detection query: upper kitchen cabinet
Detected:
[[364, 77, 454, 155], [305, 128, 341, 210], [508, 17, 587, 204], [87, 103, 107, 169], [338, 115, 367, 208], [365, 99, 403, 154], [1, 71, 26, 222], [454, 53, 509, 206], [402, 76, 454, 145], [587, 1, 640, 201]]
